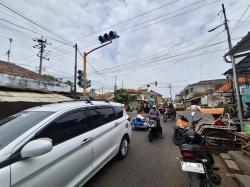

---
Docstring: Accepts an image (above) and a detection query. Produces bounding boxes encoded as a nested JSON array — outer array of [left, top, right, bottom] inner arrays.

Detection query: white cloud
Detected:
[[0, 0, 249, 96]]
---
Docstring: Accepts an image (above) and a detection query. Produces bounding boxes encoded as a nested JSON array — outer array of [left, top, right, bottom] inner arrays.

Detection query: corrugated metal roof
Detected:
[[226, 32, 250, 55], [0, 91, 72, 103]]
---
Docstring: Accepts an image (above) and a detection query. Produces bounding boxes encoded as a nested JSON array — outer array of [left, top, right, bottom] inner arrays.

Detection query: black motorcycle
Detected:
[[180, 143, 221, 187], [147, 119, 160, 142], [163, 109, 176, 122], [173, 115, 202, 146], [178, 114, 221, 186]]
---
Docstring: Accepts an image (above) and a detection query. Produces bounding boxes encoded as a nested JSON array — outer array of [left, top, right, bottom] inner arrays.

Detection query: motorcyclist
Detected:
[[149, 105, 163, 138]]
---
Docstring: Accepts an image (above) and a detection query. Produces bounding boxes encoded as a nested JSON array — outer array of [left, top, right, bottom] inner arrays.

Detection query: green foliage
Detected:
[[175, 103, 186, 111], [43, 74, 60, 82], [114, 89, 137, 104], [64, 80, 73, 85]]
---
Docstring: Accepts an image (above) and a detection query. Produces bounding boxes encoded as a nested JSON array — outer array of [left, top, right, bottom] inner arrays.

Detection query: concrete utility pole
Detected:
[[222, 4, 244, 129], [74, 44, 77, 100], [168, 84, 172, 101], [114, 75, 117, 92], [33, 37, 50, 75], [6, 38, 12, 62]]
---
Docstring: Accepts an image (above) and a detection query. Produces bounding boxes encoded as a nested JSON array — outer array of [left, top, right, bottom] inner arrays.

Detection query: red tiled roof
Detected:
[[0, 60, 49, 81], [95, 92, 114, 100], [126, 89, 147, 94], [215, 77, 249, 92]]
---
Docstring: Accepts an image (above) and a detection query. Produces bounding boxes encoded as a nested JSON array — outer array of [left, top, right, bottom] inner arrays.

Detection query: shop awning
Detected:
[[0, 91, 72, 103]]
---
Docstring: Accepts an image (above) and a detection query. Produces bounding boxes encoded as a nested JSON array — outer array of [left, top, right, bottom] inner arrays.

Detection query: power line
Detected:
[[232, 2, 250, 32], [0, 18, 72, 46], [73, 0, 179, 43], [0, 1, 72, 44]]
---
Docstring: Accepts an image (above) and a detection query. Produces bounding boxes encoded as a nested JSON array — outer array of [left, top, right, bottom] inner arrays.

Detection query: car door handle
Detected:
[[114, 122, 119, 127], [81, 137, 93, 145]]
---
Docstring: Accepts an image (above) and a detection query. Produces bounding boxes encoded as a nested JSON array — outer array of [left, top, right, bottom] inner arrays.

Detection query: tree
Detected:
[[64, 80, 73, 86], [43, 74, 60, 82], [114, 89, 136, 104]]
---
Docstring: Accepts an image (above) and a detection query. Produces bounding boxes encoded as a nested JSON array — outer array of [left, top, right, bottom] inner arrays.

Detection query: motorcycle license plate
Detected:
[[181, 162, 205, 174]]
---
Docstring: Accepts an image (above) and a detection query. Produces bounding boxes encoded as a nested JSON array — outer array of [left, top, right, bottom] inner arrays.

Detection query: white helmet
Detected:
[[152, 105, 156, 108]]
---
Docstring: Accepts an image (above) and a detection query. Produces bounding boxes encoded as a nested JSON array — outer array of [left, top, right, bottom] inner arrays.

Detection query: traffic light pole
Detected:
[[83, 41, 112, 96]]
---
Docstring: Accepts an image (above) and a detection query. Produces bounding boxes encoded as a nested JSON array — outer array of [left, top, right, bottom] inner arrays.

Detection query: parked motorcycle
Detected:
[[173, 113, 202, 145], [179, 143, 221, 186], [178, 113, 221, 186], [163, 109, 176, 122], [147, 119, 160, 142]]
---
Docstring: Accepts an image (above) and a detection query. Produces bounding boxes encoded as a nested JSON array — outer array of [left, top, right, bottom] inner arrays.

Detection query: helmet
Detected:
[[152, 105, 156, 108]]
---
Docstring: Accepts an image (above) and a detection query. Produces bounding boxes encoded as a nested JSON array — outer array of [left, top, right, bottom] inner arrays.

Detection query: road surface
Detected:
[[85, 119, 188, 187]]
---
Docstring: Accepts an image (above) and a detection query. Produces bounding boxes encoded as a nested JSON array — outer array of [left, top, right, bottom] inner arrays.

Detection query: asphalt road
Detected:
[[85, 118, 188, 187]]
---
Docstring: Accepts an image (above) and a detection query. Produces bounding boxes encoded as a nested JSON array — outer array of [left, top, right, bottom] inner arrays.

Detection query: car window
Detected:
[[35, 110, 86, 146], [86, 107, 115, 130], [0, 111, 54, 150], [113, 106, 124, 119]]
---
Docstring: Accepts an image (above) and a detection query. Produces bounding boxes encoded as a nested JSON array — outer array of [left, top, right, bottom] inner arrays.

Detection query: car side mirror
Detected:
[[21, 139, 52, 158], [191, 111, 195, 117]]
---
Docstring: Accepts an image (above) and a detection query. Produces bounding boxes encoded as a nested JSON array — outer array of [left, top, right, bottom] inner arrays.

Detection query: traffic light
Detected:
[[98, 31, 119, 44], [86, 80, 91, 88], [77, 70, 84, 88]]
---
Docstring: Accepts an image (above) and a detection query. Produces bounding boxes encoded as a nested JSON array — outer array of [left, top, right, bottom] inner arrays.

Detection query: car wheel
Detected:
[[117, 136, 129, 160]]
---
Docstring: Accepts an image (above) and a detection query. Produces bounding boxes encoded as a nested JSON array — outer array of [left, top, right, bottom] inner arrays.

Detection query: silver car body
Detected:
[[0, 101, 132, 187]]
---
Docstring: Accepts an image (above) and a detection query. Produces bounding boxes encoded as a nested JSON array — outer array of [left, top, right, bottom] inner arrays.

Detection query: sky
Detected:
[[0, 0, 249, 97]]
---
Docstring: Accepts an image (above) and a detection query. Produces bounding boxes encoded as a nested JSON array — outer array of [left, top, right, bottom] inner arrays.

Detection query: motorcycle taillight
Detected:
[[182, 151, 194, 159]]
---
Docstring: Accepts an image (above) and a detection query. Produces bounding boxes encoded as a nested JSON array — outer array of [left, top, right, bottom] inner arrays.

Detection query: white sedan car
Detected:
[[0, 101, 132, 187]]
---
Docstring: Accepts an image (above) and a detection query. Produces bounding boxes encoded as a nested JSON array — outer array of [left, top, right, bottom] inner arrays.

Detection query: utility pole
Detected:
[[114, 75, 117, 92], [33, 37, 50, 75], [168, 84, 172, 101], [6, 38, 12, 62], [222, 4, 244, 129], [74, 44, 77, 100]]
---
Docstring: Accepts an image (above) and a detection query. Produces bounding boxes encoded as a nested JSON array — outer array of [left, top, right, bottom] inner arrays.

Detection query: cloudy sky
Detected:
[[0, 0, 249, 97]]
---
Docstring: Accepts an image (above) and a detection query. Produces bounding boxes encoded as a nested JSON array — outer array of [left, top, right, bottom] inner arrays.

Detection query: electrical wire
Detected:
[[0, 1, 72, 45]]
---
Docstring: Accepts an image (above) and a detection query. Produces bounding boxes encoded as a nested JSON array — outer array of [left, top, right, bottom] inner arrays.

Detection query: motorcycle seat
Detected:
[[180, 144, 204, 152]]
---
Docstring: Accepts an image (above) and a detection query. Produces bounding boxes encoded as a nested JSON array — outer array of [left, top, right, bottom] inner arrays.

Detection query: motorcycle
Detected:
[[163, 108, 176, 122], [173, 113, 202, 146], [147, 118, 160, 142], [180, 143, 221, 187], [178, 112, 221, 186]]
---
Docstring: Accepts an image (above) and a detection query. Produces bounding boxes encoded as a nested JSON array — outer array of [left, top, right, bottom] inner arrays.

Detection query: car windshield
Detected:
[[0, 111, 54, 150]]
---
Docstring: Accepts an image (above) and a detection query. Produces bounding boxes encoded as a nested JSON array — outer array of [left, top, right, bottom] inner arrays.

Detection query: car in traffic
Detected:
[[0, 100, 132, 187]]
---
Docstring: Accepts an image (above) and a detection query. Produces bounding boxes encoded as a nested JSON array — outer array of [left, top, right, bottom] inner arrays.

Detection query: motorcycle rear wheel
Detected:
[[163, 115, 167, 122], [148, 134, 153, 142]]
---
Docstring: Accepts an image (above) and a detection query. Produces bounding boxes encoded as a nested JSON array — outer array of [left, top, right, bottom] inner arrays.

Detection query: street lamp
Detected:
[[82, 31, 119, 96]]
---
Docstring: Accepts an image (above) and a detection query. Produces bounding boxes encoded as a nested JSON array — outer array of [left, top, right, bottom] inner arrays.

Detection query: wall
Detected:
[[0, 73, 70, 92], [0, 102, 47, 120]]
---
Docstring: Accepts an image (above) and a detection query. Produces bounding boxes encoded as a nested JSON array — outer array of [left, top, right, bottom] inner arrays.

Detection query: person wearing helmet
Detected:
[[149, 105, 163, 138]]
